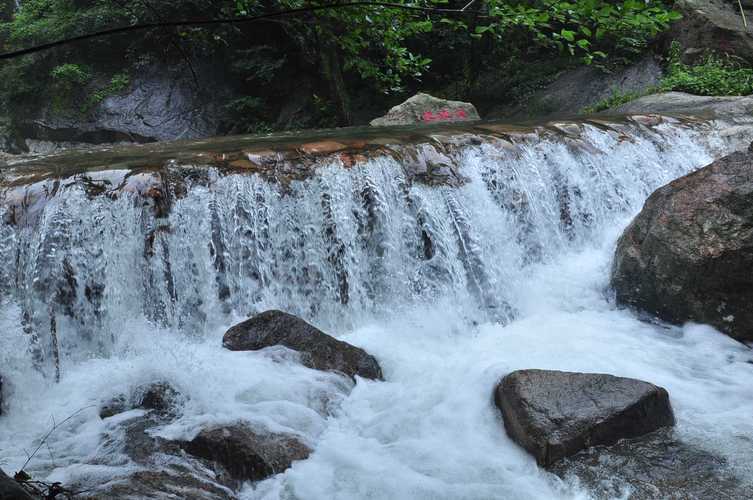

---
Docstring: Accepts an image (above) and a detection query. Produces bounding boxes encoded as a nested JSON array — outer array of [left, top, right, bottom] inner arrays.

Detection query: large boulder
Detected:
[[222, 310, 383, 380], [491, 56, 664, 120], [0, 468, 33, 500], [11, 64, 231, 154], [370, 93, 480, 127], [663, 0, 753, 63], [180, 424, 311, 482], [612, 146, 753, 342], [494, 370, 674, 467]]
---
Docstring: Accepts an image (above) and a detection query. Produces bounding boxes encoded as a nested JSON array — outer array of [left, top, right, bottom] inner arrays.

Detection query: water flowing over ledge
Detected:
[[1, 114, 752, 499]]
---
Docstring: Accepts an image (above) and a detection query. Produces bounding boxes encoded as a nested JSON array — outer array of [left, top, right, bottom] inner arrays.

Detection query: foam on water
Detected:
[[0, 120, 751, 499]]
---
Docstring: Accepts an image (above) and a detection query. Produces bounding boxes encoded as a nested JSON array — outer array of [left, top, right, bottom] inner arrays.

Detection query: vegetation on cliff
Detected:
[[0, 0, 680, 134]]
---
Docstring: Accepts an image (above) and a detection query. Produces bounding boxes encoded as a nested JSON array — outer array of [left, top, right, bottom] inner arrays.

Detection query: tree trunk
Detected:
[[319, 37, 352, 126]]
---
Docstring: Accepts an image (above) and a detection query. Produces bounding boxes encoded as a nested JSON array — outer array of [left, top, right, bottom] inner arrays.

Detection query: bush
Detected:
[[583, 88, 649, 113], [51, 63, 91, 86], [660, 41, 753, 96]]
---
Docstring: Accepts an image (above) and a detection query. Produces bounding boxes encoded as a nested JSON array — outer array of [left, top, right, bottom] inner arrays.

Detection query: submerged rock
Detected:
[[83, 468, 235, 500], [99, 381, 182, 419], [494, 369, 674, 467], [180, 424, 311, 482], [612, 146, 753, 342], [552, 428, 746, 499], [223, 310, 383, 380], [0, 468, 33, 500], [370, 93, 479, 127]]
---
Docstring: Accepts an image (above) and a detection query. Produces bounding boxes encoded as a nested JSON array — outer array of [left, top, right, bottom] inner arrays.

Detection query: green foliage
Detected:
[[84, 72, 130, 111], [0, 0, 685, 128], [464, 0, 681, 66], [582, 88, 649, 113], [51, 63, 91, 86], [660, 41, 753, 96]]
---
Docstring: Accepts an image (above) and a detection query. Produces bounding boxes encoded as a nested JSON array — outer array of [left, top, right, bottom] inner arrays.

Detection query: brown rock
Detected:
[[612, 146, 753, 342], [223, 310, 383, 380], [181, 424, 311, 481]]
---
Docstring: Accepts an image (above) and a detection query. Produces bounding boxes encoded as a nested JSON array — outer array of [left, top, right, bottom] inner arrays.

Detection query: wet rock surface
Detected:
[[494, 369, 674, 467], [612, 146, 753, 342], [99, 381, 181, 419], [370, 93, 480, 126], [180, 424, 311, 482], [223, 310, 383, 380], [552, 428, 747, 499], [92, 382, 237, 499], [83, 467, 235, 500], [0, 468, 33, 500]]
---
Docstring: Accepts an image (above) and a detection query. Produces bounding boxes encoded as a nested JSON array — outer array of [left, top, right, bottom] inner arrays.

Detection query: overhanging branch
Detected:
[[0, 2, 485, 60]]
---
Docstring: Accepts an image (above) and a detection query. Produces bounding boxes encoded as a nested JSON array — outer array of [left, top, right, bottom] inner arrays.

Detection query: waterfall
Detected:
[[1, 117, 751, 499]]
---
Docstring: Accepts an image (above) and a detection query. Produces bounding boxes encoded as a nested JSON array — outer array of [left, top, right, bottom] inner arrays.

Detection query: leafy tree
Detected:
[[0, 0, 682, 129]]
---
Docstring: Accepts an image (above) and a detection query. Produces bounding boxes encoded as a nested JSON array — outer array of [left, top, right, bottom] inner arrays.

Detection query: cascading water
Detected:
[[0, 118, 752, 499]]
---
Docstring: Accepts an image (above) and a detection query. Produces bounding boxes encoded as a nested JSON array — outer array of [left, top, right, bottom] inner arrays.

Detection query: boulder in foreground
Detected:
[[0, 468, 33, 500], [370, 93, 479, 127], [612, 145, 753, 342], [181, 424, 311, 481], [223, 310, 383, 380], [494, 369, 674, 467]]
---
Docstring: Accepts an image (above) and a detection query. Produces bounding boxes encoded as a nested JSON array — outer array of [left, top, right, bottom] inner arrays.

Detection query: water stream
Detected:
[[0, 119, 751, 499]]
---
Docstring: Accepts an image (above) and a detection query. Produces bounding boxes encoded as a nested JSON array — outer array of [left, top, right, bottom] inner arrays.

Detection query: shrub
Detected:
[[660, 41, 753, 96]]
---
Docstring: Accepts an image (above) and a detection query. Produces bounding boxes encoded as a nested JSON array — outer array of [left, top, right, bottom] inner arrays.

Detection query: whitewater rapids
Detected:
[[0, 119, 751, 499]]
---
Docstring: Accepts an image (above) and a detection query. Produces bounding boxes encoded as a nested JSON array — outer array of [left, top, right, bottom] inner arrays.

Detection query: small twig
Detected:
[[20, 405, 95, 472]]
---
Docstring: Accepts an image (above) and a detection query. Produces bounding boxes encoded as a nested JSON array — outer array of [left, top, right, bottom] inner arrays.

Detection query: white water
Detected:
[[1, 121, 752, 499]]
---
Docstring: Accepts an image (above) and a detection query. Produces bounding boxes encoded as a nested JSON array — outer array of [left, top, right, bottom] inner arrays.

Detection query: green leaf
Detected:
[[561, 29, 575, 42]]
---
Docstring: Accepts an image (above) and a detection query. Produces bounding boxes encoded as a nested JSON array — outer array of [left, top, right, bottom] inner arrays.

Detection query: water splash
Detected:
[[1, 118, 751, 499]]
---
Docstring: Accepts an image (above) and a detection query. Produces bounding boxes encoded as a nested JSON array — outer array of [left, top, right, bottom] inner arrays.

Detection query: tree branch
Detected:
[[0, 2, 485, 60]]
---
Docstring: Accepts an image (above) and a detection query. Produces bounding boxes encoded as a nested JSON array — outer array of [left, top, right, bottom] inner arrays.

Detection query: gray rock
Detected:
[[0, 468, 33, 500], [180, 424, 311, 482], [551, 428, 746, 499], [494, 369, 674, 467], [613, 91, 753, 118], [223, 310, 383, 380], [99, 381, 181, 419], [13, 64, 231, 153], [489, 56, 664, 120], [612, 146, 753, 342], [663, 0, 753, 63], [81, 468, 235, 500], [370, 93, 479, 126]]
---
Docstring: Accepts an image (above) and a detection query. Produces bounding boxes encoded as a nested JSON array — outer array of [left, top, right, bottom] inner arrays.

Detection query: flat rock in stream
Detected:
[[180, 424, 311, 482], [223, 310, 383, 380], [494, 370, 674, 467]]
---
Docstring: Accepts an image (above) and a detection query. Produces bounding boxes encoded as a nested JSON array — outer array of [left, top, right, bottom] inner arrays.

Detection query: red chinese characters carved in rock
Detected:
[[422, 109, 468, 122]]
